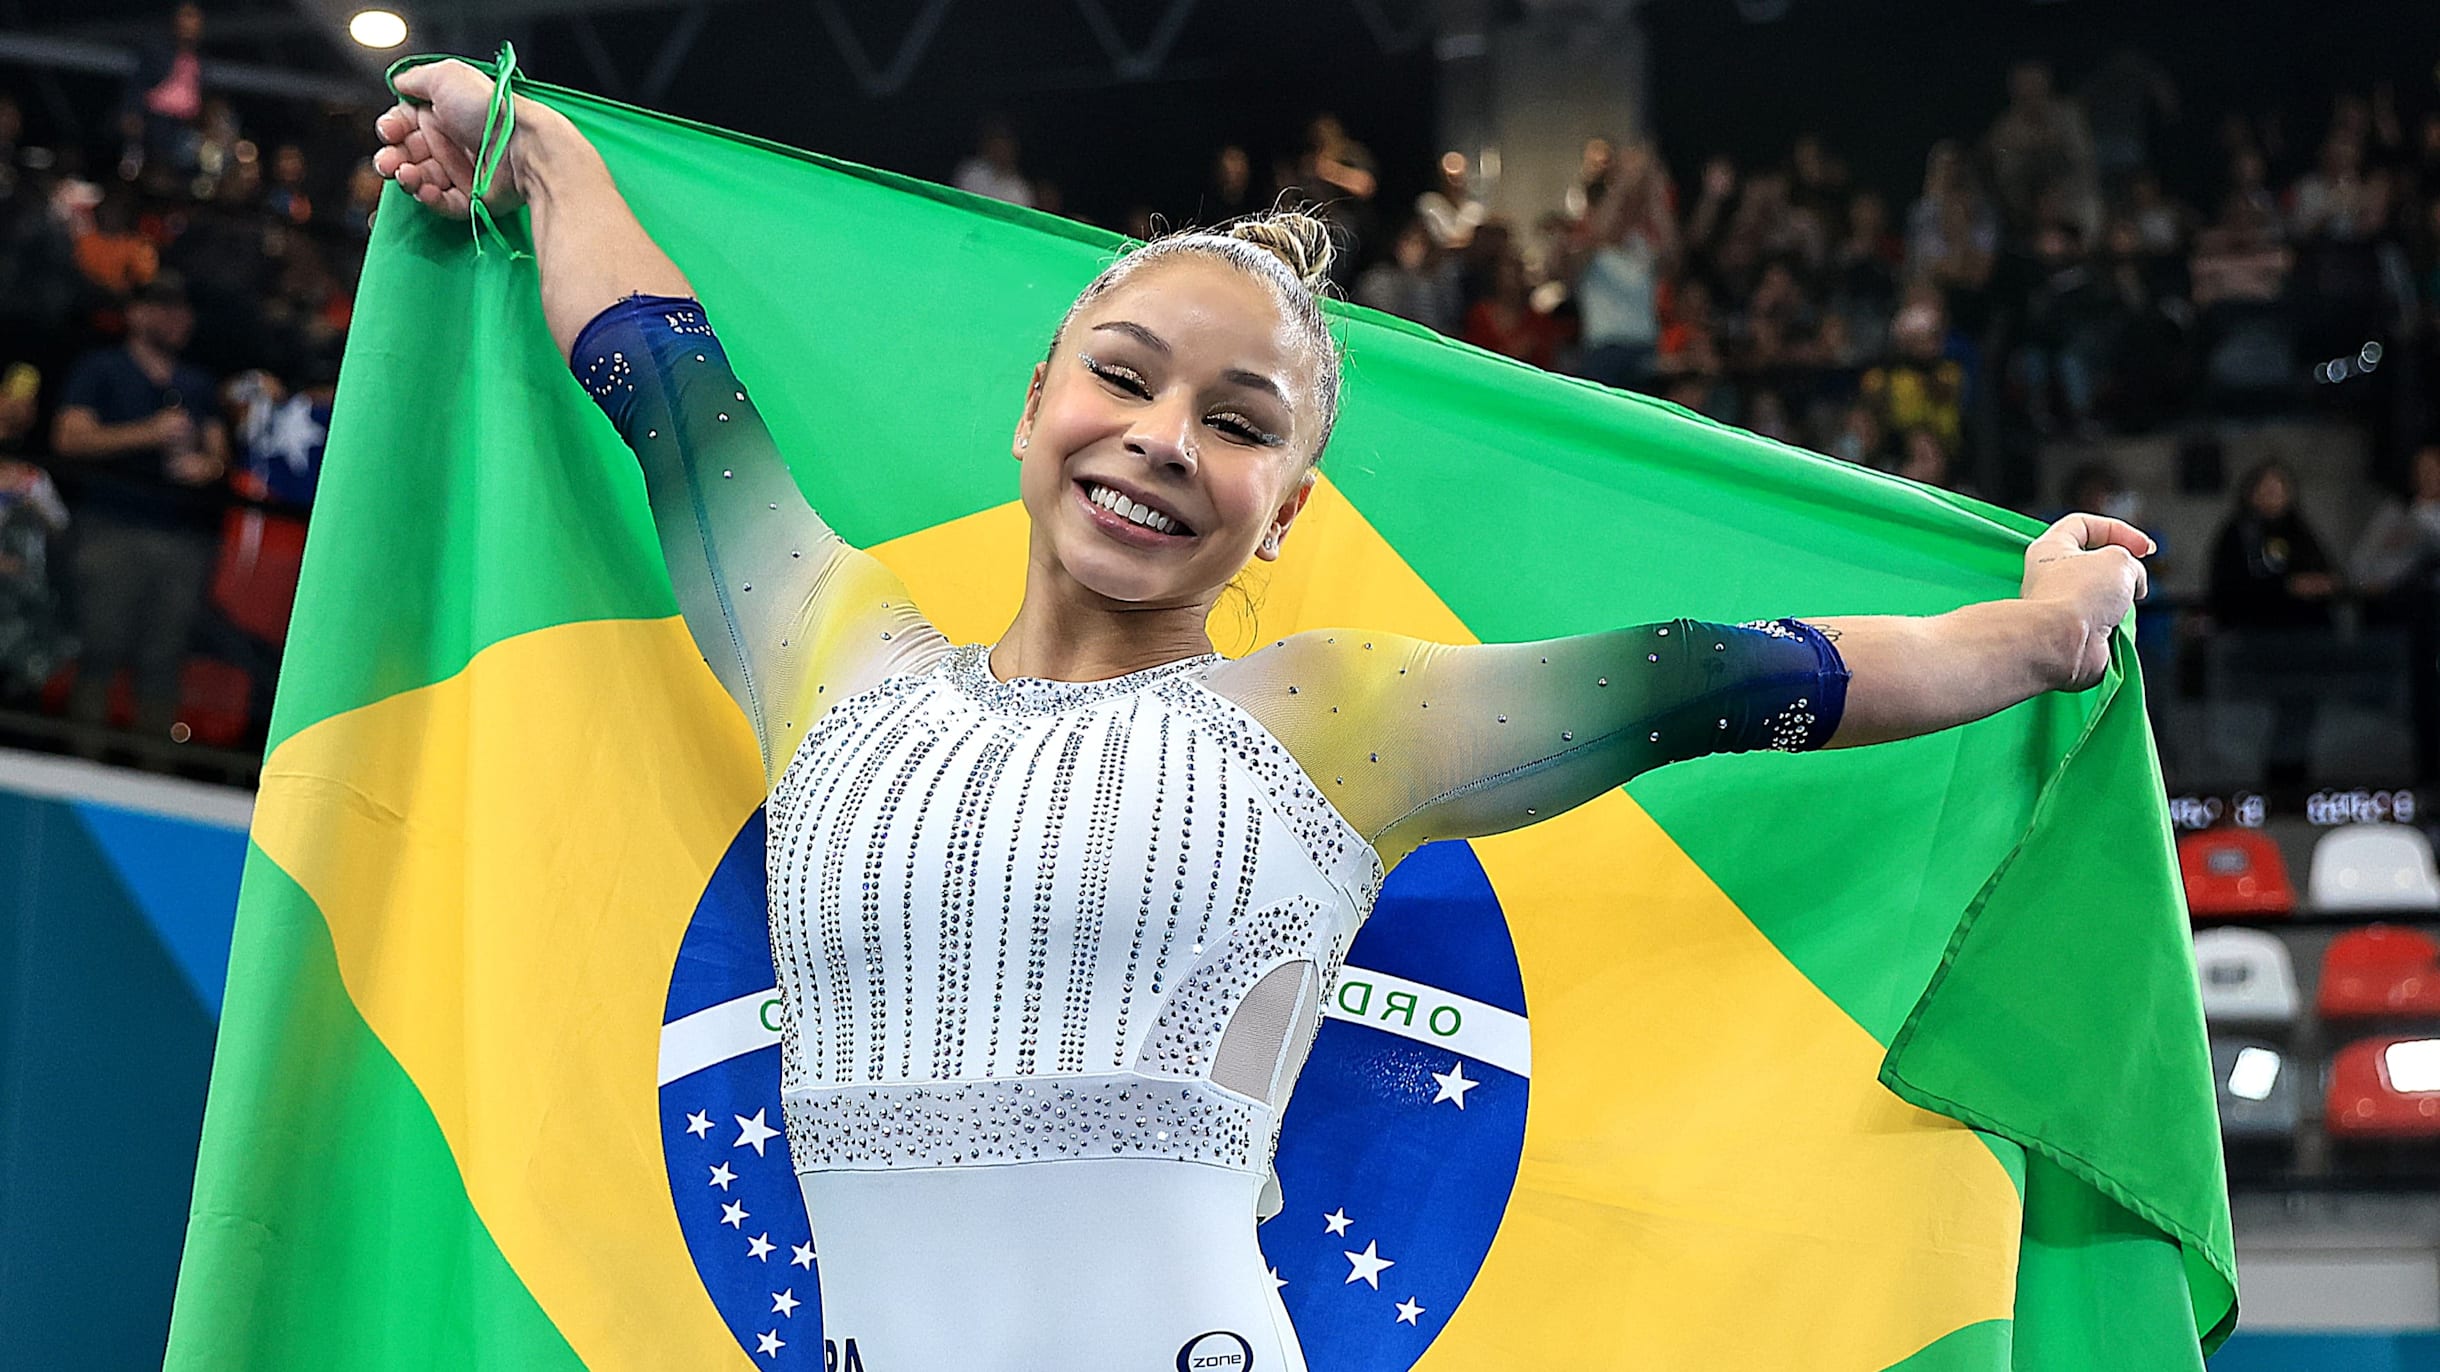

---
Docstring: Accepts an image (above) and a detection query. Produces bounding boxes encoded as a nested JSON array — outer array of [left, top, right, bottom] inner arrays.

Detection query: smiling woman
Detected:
[[374, 58, 2156, 1371]]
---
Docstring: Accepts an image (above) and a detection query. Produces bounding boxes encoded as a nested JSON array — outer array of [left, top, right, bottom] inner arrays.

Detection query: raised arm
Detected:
[[374, 62, 946, 784]]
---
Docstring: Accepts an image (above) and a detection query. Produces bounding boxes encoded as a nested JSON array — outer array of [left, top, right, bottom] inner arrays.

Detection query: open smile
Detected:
[[1073, 478, 1197, 544]]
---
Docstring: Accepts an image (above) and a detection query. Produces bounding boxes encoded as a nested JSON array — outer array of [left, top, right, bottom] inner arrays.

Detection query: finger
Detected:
[[415, 181, 444, 210], [440, 187, 471, 219], [2078, 514, 2155, 558], [2131, 553, 2151, 602], [391, 62, 441, 106], [430, 128, 479, 196], [372, 144, 404, 178], [402, 127, 433, 166], [395, 159, 424, 192]]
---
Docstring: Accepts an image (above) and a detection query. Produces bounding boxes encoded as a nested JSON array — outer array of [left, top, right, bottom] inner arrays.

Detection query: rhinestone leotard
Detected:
[[576, 294, 1849, 1370]]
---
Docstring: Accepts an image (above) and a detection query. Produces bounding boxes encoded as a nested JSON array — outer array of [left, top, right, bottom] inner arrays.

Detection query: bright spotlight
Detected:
[[350, 9, 408, 48]]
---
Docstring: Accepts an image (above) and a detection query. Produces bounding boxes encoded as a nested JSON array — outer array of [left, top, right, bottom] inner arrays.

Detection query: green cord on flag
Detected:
[[382, 44, 530, 260]]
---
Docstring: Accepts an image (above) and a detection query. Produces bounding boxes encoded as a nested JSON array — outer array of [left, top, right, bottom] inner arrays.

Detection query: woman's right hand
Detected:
[[372, 61, 526, 220]]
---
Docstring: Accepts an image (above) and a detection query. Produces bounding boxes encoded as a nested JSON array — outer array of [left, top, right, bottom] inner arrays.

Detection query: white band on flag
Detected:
[[658, 962, 1531, 1088]]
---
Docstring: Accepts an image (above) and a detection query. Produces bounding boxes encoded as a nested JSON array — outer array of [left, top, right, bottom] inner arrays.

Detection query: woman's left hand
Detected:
[[2021, 512, 2154, 690]]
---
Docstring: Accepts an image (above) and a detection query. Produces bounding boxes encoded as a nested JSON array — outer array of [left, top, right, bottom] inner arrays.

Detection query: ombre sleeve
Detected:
[[1204, 619, 1849, 870], [572, 293, 948, 784]]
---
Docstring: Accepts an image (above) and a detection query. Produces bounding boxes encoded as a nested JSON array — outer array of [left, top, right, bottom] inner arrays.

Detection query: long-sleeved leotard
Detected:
[[576, 294, 1850, 1371]]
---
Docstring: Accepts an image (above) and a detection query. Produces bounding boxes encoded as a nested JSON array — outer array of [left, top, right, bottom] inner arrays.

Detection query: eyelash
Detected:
[[1081, 356, 1276, 446]]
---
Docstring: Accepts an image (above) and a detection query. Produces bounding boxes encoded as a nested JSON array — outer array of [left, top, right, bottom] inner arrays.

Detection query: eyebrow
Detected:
[[1089, 320, 1296, 412]]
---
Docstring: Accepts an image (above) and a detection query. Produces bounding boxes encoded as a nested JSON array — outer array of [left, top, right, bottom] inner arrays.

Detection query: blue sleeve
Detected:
[[570, 294, 945, 784]]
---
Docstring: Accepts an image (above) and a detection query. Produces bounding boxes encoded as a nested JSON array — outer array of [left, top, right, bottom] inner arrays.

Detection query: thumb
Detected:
[[389, 61, 442, 106]]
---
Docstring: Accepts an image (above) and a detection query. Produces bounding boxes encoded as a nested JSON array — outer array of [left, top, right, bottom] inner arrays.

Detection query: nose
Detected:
[[1124, 392, 1199, 473]]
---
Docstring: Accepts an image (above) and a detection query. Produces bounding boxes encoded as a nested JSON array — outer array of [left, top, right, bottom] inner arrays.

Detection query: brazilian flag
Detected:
[[167, 59, 2234, 1371]]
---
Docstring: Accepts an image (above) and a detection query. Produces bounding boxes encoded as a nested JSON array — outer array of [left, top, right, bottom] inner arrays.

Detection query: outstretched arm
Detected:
[[1813, 512, 2152, 747]]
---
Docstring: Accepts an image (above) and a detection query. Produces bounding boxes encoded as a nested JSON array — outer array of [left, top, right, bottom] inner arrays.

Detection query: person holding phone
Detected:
[[51, 272, 228, 742]]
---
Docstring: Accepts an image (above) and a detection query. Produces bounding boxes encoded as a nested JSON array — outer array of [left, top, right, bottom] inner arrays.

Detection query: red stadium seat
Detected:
[[2325, 1035, 2440, 1140], [35, 658, 251, 748], [2318, 926, 2440, 1019], [2179, 828, 2295, 920], [212, 507, 308, 646]]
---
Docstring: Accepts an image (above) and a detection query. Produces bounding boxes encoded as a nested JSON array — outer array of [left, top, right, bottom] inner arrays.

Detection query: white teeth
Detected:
[[1087, 484, 1180, 535]]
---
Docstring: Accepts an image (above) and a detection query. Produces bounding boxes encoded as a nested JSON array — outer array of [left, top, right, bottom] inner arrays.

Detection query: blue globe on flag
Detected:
[[657, 809, 1530, 1369]]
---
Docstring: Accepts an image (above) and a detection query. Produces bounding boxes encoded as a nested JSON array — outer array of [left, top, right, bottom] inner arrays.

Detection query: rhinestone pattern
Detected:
[[782, 1075, 1262, 1170], [761, 644, 1377, 1178]]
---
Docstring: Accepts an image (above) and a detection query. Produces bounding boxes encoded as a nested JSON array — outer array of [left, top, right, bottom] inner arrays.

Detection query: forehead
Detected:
[[1079, 257, 1306, 375]]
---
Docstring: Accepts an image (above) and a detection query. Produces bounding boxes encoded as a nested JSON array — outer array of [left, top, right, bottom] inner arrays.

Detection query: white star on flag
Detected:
[[756, 1329, 785, 1357], [1343, 1240, 1395, 1289], [772, 1288, 801, 1317], [746, 1232, 776, 1261], [1322, 1207, 1353, 1236], [720, 1200, 749, 1229], [685, 1110, 715, 1138], [790, 1241, 817, 1269], [1268, 1267, 1286, 1293], [1431, 1060, 1479, 1109], [1395, 1296, 1426, 1325], [734, 1109, 780, 1156], [709, 1162, 738, 1191]]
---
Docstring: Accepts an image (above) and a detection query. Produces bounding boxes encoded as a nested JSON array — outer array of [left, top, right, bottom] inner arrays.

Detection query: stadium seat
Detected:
[[2325, 1035, 2440, 1140], [2317, 925, 2440, 1019], [2193, 928, 2301, 1025], [2211, 1036, 2301, 1140], [2179, 828, 2296, 920], [2309, 824, 2440, 912]]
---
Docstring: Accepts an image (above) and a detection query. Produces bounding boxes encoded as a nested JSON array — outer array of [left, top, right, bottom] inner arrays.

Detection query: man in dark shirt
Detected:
[[52, 272, 228, 739]]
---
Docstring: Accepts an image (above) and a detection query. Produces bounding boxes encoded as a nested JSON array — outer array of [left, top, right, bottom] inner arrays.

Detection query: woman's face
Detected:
[[1014, 257, 1318, 609], [2249, 469, 2293, 518]]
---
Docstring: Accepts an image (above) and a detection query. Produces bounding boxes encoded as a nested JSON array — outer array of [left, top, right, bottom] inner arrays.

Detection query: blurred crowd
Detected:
[[1, 9, 2436, 782]]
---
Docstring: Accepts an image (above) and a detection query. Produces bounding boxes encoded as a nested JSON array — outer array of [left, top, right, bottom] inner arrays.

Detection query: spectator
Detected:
[[1201, 144, 1260, 224], [1566, 140, 1674, 390], [1984, 60, 2099, 237], [130, 2, 207, 177], [2352, 443, 2440, 601], [1294, 113, 1379, 287], [1416, 151, 1487, 251], [1860, 290, 1965, 456], [2078, 47, 2179, 196], [2014, 220, 2111, 437], [1657, 277, 1723, 381], [1462, 248, 1569, 371], [2207, 459, 2337, 629], [338, 158, 382, 239], [2123, 170, 2194, 258], [73, 188, 159, 297], [952, 116, 1034, 209], [49, 273, 228, 739], [1356, 218, 1461, 334], [1827, 401, 1884, 465], [262, 143, 312, 225], [1905, 141, 1998, 309]]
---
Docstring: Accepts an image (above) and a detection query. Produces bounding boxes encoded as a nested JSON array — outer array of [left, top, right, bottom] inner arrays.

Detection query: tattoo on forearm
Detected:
[[1809, 622, 1842, 642]]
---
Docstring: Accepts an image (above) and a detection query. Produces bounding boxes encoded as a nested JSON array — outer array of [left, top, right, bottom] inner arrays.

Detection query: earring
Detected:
[[1262, 530, 1282, 555], [1019, 434, 1029, 449]]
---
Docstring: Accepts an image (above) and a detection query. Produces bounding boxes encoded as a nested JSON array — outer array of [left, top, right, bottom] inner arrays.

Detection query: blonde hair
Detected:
[[1044, 205, 1345, 464]]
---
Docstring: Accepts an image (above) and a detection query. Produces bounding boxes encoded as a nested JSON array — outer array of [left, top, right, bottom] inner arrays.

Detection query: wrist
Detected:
[[2023, 596, 2087, 692], [506, 99, 581, 203]]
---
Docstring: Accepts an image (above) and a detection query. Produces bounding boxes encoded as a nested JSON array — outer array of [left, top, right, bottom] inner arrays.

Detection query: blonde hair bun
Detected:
[[1223, 210, 1337, 294]]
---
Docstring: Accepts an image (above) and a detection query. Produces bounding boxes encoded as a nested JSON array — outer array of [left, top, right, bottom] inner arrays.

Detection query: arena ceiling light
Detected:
[[349, 8, 409, 48]]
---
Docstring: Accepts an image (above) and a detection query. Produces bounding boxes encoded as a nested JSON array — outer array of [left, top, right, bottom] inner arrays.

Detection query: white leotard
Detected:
[[576, 294, 1847, 1369]]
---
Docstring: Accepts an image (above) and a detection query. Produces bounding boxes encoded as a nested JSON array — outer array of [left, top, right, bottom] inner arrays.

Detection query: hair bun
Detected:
[[1225, 209, 1337, 293]]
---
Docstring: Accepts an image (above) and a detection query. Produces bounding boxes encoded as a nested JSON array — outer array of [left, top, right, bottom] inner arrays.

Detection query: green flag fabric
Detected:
[[168, 56, 2234, 1371]]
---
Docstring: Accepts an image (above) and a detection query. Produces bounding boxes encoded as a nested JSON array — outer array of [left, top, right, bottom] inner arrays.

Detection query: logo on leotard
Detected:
[[657, 812, 1529, 1370], [1177, 1329, 1255, 1371]]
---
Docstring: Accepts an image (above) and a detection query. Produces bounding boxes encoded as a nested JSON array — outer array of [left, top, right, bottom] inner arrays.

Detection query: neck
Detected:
[[990, 544, 1219, 683]]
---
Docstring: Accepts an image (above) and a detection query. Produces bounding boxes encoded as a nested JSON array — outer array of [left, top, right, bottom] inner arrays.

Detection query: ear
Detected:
[[1254, 465, 1318, 562], [1012, 361, 1048, 462]]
